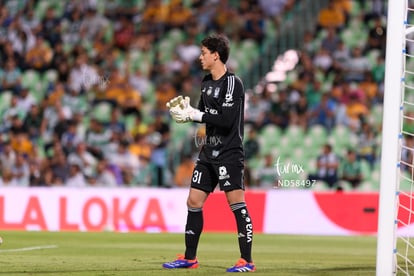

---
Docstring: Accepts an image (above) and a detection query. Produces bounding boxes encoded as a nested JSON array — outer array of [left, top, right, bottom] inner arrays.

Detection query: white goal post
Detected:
[[376, 1, 408, 275]]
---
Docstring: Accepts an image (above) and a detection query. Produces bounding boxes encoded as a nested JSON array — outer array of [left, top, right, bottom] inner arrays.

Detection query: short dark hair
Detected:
[[201, 34, 230, 64]]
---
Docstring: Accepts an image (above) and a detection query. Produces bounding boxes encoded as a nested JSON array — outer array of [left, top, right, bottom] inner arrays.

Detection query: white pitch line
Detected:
[[0, 245, 58, 252]]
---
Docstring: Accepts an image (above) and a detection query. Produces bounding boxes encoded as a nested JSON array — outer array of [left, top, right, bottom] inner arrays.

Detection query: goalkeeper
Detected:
[[162, 34, 255, 273]]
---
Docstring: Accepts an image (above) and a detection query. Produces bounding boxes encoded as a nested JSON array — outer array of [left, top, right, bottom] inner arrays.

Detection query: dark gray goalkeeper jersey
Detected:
[[197, 71, 245, 165]]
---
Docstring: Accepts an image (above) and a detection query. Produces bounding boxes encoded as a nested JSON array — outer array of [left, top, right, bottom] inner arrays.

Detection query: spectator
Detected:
[[85, 118, 113, 160], [60, 120, 82, 155], [0, 169, 17, 187], [61, 7, 83, 47], [68, 53, 98, 93], [1, 58, 22, 94], [1, 41, 24, 68], [1, 95, 23, 133], [41, 100, 72, 147], [49, 148, 70, 184], [358, 71, 379, 104], [38, 167, 56, 187], [244, 128, 260, 160], [267, 90, 291, 130], [10, 130, 35, 158], [312, 47, 333, 74], [61, 88, 87, 116], [339, 149, 363, 189], [316, 0, 346, 31], [149, 112, 170, 187], [10, 153, 30, 186], [308, 93, 336, 131], [113, 15, 134, 50], [289, 92, 309, 131], [7, 21, 35, 58], [343, 46, 371, 83], [106, 107, 126, 135], [19, 8, 41, 34], [356, 122, 378, 169], [141, 0, 169, 39], [332, 40, 350, 72], [28, 158, 43, 187], [239, 5, 265, 43], [106, 139, 140, 185], [366, 15, 386, 55], [67, 141, 98, 178], [301, 30, 319, 56], [0, 141, 16, 172], [321, 26, 342, 54], [80, 7, 109, 42], [254, 154, 278, 188], [16, 87, 36, 116], [40, 7, 62, 46], [345, 92, 369, 131], [93, 159, 118, 187], [128, 68, 152, 99], [245, 93, 269, 129], [167, 1, 193, 30], [129, 133, 152, 164], [66, 162, 88, 187], [176, 35, 201, 66], [258, 0, 291, 22], [155, 80, 177, 111], [307, 143, 340, 189], [24, 35, 53, 72]]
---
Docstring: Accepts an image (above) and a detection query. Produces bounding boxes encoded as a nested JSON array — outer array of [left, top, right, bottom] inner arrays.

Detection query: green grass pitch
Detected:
[[0, 231, 383, 275]]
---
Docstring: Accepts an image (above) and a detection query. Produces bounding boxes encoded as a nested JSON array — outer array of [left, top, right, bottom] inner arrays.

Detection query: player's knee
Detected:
[[186, 197, 204, 209]]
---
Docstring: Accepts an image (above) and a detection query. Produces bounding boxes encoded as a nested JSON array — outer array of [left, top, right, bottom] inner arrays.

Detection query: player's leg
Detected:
[[225, 189, 255, 272], [163, 162, 215, 269], [184, 187, 209, 260], [219, 164, 256, 272]]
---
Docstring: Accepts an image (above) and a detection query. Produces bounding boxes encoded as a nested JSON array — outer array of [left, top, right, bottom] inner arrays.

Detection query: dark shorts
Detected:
[[190, 160, 245, 193]]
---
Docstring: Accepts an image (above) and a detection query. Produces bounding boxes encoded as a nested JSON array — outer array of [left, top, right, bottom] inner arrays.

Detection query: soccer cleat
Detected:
[[162, 254, 199, 269], [226, 258, 256, 272]]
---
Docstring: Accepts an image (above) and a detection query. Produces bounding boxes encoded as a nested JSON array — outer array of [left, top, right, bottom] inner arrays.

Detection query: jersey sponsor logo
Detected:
[[246, 223, 253, 243], [205, 107, 218, 114], [222, 102, 234, 107], [219, 166, 230, 180]]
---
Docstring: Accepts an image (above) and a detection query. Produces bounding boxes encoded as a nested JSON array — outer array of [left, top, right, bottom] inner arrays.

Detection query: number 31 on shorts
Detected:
[[192, 170, 203, 184]]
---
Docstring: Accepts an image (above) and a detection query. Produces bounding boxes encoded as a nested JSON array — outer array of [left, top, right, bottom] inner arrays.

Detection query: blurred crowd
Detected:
[[242, 0, 388, 190], [0, 0, 392, 190], [0, 0, 295, 187]]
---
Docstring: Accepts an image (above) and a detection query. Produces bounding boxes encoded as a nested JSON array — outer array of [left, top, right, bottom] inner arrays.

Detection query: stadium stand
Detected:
[[0, 0, 387, 191]]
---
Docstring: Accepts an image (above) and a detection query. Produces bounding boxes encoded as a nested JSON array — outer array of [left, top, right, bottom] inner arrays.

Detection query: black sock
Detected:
[[231, 202, 253, 263], [184, 207, 203, 260]]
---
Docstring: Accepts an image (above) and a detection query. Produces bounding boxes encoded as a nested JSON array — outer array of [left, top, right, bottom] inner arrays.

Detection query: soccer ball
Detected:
[[0, 236, 3, 245]]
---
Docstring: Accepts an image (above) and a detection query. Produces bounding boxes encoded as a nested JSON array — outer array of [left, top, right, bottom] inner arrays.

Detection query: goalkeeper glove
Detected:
[[166, 96, 204, 123]]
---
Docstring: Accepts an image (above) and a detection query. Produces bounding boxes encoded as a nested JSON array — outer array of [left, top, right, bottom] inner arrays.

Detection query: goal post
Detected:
[[376, 1, 406, 275]]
